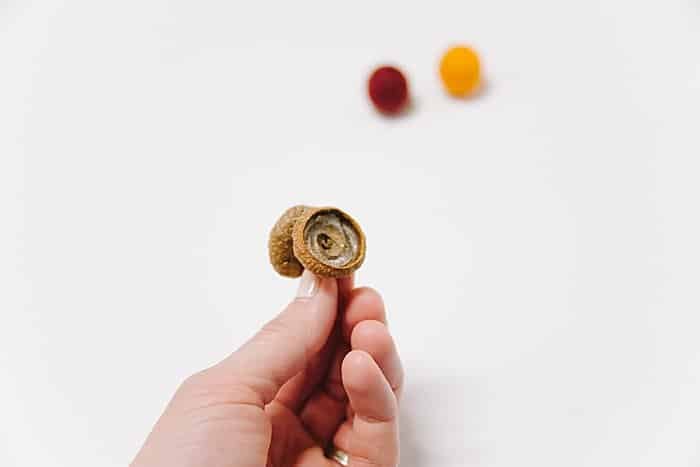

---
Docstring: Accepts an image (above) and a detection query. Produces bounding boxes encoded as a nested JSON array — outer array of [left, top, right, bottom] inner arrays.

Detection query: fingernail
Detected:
[[296, 270, 319, 299]]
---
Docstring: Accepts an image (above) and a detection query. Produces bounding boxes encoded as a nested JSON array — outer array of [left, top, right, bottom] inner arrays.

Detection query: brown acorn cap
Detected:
[[268, 205, 309, 278], [291, 206, 366, 278]]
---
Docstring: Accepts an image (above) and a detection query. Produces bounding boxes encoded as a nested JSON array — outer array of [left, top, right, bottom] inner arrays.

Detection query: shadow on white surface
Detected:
[[400, 404, 430, 467], [453, 78, 491, 102], [399, 369, 483, 467]]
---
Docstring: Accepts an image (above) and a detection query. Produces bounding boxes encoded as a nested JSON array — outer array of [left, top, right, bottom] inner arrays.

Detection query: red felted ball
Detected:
[[368, 66, 409, 115]]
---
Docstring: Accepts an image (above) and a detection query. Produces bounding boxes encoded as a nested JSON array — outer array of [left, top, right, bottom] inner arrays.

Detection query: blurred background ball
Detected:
[[367, 66, 409, 115], [439, 45, 481, 97]]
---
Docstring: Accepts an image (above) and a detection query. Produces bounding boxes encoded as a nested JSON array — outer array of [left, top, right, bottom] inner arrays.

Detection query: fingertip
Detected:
[[351, 321, 404, 396], [341, 350, 375, 392], [352, 287, 384, 308], [342, 287, 386, 341], [291, 272, 338, 336], [351, 320, 393, 361], [351, 320, 391, 350], [296, 270, 339, 300], [318, 273, 339, 299], [307, 276, 339, 354], [342, 350, 397, 423]]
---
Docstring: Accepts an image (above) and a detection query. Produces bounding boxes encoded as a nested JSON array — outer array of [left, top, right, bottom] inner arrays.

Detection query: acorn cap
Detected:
[[268, 205, 366, 278], [268, 205, 309, 278], [292, 207, 366, 278]]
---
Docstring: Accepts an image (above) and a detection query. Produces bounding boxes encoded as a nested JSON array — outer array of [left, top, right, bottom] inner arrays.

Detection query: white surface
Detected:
[[3, 1, 700, 465]]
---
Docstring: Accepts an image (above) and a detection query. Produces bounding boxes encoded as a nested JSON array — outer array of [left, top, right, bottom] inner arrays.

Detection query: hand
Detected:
[[132, 271, 403, 467]]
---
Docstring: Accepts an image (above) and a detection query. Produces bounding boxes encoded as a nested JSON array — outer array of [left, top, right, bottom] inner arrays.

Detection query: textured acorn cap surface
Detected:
[[268, 205, 309, 278], [268, 205, 366, 278], [292, 207, 366, 278]]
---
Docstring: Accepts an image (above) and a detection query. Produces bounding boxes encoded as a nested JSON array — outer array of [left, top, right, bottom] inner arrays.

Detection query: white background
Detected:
[[2, 0, 700, 465]]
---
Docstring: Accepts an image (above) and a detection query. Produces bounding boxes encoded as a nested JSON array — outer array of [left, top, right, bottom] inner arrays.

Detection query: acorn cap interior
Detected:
[[304, 210, 361, 268]]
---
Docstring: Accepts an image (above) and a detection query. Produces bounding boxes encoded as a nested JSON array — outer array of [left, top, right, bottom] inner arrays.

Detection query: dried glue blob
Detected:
[[269, 206, 366, 278]]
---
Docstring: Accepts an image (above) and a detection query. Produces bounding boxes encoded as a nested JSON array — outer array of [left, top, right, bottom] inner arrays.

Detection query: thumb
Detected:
[[217, 270, 338, 407]]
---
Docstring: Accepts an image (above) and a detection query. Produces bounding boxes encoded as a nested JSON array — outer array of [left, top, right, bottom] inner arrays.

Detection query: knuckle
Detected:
[[259, 317, 287, 340], [177, 369, 213, 396], [175, 368, 263, 408]]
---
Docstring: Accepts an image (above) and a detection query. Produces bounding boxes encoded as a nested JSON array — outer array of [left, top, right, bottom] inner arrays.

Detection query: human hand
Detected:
[[132, 271, 403, 467]]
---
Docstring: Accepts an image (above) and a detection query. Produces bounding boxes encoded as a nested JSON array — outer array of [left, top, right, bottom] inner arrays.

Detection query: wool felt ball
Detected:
[[439, 46, 481, 97], [367, 66, 409, 114]]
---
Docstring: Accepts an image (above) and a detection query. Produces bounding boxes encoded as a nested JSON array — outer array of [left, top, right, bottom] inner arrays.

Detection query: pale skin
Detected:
[[132, 271, 403, 467]]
